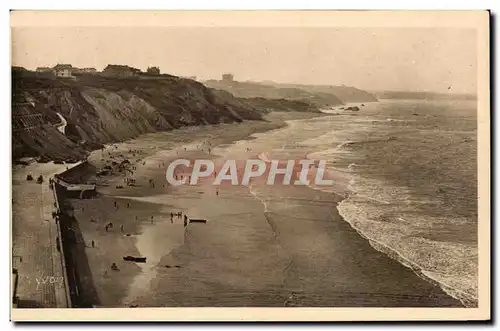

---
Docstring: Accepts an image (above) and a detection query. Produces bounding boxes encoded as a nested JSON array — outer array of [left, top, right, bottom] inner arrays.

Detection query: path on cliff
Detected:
[[56, 113, 67, 135]]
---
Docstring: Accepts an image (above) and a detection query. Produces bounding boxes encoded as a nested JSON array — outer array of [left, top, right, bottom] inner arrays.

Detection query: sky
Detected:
[[11, 27, 477, 94]]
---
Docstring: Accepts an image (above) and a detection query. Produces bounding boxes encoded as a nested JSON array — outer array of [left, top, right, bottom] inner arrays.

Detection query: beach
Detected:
[[53, 109, 465, 307]]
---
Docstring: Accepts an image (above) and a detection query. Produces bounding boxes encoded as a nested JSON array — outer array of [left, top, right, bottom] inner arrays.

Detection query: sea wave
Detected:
[[337, 186, 478, 307]]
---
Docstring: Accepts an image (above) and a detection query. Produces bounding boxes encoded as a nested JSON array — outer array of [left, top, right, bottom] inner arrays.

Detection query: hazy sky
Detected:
[[12, 27, 477, 94]]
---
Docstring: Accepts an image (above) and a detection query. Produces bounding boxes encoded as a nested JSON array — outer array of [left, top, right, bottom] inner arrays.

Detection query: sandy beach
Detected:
[[54, 111, 463, 307], [53, 112, 315, 306]]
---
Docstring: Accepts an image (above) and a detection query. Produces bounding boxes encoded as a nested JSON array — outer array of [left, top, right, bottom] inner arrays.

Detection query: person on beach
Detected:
[[91, 240, 95, 248], [151, 216, 154, 224], [127, 203, 130, 208], [216, 188, 219, 196], [135, 216, 138, 221]]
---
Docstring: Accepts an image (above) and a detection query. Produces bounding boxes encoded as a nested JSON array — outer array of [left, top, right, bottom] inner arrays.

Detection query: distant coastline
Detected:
[[372, 90, 477, 101]]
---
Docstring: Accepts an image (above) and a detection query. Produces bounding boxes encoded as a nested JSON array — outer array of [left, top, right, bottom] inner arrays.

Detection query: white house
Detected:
[[52, 64, 73, 78]]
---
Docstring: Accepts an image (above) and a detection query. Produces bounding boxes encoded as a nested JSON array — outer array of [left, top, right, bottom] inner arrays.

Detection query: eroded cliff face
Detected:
[[12, 73, 262, 161]]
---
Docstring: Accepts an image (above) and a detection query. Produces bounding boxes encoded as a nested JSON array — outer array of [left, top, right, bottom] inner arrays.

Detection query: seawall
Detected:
[[52, 161, 99, 307]]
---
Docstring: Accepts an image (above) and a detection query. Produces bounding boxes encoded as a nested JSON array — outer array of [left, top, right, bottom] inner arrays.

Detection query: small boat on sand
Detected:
[[123, 255, 147, 263], [189, 219, 207, 224]]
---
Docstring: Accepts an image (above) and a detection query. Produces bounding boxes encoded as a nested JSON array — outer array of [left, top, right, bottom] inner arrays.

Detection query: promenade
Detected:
[[12, 162, 76, 308]]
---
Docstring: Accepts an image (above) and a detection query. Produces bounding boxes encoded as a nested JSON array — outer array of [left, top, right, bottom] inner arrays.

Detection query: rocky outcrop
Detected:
[[12, 72, 263, 161]]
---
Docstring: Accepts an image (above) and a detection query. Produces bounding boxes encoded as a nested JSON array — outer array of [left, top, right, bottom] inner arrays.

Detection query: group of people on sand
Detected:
[[169, 211, 189, 227], [98, 201, 190, 276], [107, 199, 188, 231]]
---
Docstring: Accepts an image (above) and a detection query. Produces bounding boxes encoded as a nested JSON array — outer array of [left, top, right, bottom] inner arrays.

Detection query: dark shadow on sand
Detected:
[[56, 184, 101, 308]]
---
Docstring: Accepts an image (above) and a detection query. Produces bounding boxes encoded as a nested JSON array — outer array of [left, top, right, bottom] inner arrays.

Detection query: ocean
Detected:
[[213, 99, 477, 306], [321, 100, 477, 306]]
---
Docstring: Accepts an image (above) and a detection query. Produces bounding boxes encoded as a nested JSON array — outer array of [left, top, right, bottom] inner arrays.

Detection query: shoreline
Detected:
[[323, 100, 478, 308], [337, 198, 475, 307]]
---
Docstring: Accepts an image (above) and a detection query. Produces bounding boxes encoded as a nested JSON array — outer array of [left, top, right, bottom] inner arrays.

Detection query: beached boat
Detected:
[[123, 255, 147, 263]]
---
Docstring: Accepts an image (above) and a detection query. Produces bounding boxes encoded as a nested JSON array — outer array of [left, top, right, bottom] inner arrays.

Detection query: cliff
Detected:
[[238, 97, 322, 113], [203, 80, 344, 107], [267, 83, 379, 103], [12, 72, 263, 161]]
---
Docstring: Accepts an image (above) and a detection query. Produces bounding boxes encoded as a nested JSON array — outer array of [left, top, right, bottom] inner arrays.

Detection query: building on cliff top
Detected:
[[146, 66, 160, 75], [222, 73, 234, 82], [102, 64, 141, 77], [52, 64, 74, 78]]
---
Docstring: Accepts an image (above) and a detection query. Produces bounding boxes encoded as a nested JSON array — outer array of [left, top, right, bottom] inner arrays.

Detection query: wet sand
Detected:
[[63, 112, 463, 307]]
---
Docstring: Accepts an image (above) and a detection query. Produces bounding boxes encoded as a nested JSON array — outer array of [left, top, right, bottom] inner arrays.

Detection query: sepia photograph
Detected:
[[9, 10, 490, 322]]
